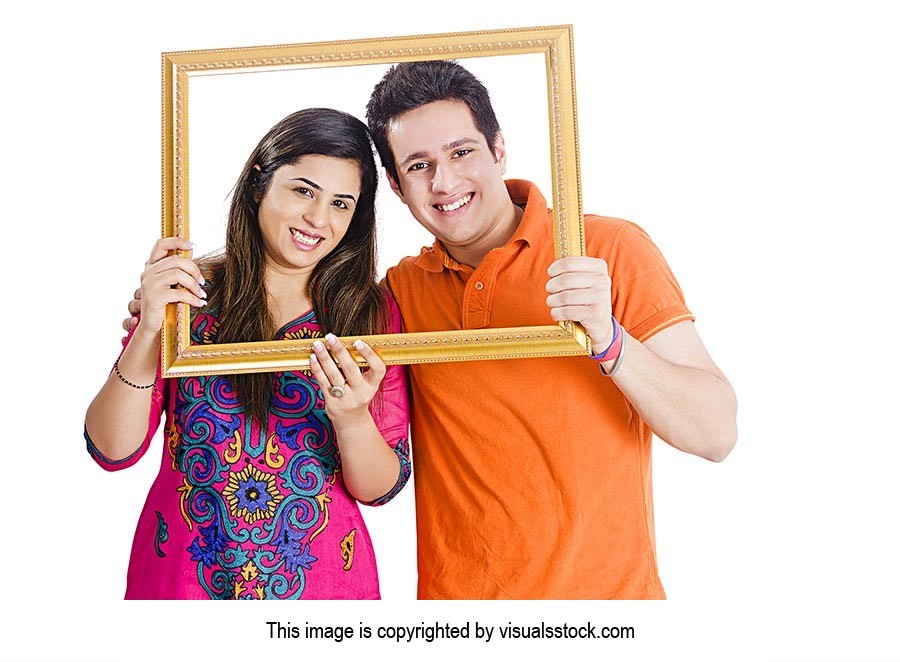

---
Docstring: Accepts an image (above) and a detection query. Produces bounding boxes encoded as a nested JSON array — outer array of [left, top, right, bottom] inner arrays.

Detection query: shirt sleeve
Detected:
[[362, 292, 411, 506], [603, 221, 695, 342], [85, 324, 167, 471]]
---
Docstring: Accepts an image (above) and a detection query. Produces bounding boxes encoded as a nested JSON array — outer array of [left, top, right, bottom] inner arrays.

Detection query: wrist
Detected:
[[590, 317, 623, 361], [133, 319, 161, 343], [330, 408, 374, 437]]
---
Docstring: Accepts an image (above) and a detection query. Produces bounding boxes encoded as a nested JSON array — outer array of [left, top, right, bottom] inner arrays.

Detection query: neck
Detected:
[[264, 261, 314, 327], [445, 198, 524, 268]]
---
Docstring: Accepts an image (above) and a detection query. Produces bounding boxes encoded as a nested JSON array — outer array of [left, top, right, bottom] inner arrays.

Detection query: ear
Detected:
[[385, 167, 406, 202], [492, 132, 508, 176]]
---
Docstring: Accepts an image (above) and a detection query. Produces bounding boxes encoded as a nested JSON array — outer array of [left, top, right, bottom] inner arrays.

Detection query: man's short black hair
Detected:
[[366, 60, 501, 182]]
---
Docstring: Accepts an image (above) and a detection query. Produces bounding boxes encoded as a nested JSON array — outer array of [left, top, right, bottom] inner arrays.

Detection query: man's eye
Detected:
[[408, 162, 429, 172], [453, 149, 472, 158]]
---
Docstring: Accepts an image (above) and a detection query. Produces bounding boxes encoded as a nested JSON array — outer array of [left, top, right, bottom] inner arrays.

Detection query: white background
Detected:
[[2, 1, 898, 661], [188, 53, 551, 264]]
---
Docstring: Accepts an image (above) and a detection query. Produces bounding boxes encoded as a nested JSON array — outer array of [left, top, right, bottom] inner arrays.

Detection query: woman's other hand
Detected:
[[309, 334, 386, 425], [135, 238, 206, 337], [308, 334, 401, 503]]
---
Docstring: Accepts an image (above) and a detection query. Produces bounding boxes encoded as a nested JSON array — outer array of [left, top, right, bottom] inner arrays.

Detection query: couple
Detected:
[[86, 60, 737, 600]]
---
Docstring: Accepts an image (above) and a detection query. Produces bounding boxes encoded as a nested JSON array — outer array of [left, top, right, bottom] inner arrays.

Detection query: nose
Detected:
[[301, 196, 329, 228], [431, 160, 461, 195]]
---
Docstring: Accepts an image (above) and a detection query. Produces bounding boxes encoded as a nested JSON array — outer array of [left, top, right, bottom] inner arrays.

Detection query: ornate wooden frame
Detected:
[[161, 25, 588, 377]]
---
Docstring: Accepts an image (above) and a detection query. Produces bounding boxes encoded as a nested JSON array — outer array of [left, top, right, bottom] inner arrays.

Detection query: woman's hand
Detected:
[[309, 333, 386, 426], [135, 238, 206, 338]]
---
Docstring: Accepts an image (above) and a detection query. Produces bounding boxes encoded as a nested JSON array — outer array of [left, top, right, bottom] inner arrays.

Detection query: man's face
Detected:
[[386, 99, 511, 254]]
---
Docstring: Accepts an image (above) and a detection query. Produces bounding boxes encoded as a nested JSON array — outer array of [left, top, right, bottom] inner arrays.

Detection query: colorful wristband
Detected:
[[599, 328, 626, 376], [590, 317, 624, 363]]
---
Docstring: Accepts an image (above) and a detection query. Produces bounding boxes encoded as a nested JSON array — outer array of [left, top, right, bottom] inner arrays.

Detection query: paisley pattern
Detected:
[[168, 310, 335, 598], [87, 298, 410, 599]]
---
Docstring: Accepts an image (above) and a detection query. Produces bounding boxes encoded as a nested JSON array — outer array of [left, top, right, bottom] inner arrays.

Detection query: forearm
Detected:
[[606, 331, 738, 461], [331, 412, 402, 503], [85, 327, 160, 462]]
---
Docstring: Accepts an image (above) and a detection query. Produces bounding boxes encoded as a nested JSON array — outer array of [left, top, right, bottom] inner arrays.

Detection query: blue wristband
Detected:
[[590, 317, 621, 360]]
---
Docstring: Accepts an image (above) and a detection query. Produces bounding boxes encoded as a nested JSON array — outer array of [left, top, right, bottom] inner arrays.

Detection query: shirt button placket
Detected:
[[465, 275, 490, 328]]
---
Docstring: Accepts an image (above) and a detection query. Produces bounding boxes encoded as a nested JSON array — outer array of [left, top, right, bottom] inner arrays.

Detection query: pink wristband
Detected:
[[590, 317, 624, 362]]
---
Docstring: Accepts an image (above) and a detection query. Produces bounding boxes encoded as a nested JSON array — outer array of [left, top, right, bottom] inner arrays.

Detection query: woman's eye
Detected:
[[332, 199, 349, 210], [295, 187, 313, 197]]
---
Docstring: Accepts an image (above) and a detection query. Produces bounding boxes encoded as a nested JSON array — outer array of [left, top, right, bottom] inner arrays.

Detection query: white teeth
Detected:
[[290, 228, 321, 246], [436, 193, 472, 212]]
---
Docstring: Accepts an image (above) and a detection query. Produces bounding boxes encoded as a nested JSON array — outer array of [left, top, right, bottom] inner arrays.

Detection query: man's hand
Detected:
[[546, 256, 615, 351], [124, 287, 141, 331]]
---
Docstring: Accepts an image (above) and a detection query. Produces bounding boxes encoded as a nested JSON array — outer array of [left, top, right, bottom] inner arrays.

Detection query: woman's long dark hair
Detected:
[[200, 108, 387, 423]]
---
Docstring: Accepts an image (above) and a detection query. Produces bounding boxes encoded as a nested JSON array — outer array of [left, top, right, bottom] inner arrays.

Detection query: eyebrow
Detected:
[[292, 176, 357, 202], [399, 137, 480, 167]]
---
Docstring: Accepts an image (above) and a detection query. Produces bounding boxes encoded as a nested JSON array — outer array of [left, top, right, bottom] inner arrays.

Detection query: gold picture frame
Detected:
[[161, 25, 588, 377]]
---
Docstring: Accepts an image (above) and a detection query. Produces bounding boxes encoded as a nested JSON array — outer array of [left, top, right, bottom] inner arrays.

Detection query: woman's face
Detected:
[[257, 154, 362, 274]]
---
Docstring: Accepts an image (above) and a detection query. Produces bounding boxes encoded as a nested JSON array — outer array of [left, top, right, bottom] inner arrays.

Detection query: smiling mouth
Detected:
[[434, 193, 473, 212], [290, 228, 324, 247]]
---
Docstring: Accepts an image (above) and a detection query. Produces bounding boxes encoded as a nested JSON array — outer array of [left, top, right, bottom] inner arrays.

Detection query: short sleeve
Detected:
[[85, 323, 167, 471], [602, 221, 695, 342], [364, 293, 411, 506]]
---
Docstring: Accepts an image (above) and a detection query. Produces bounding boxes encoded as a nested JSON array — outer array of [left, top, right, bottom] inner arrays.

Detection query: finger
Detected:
[[148, 237, 194, 264], [133, 287, 142, 301], [353, 340, 387, 387], [311, 339, 346, 387], [546, 271, 609, 294], [145, 284, 206, 308], [144, 255, 205, 286], [308, 353, 332, 390], [122, 316, 138, 332], [546, 288, 607, 308], [547, 256, 608, 278], [325, 333, 365, 388], [127, 298, 141, 315], [145, 266, 207, 299], [165, 289, 207, 308], [549, 305, 606, 323]]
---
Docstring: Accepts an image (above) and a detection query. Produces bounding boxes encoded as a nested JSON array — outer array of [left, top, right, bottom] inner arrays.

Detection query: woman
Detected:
[[85, 109, 410, 600]]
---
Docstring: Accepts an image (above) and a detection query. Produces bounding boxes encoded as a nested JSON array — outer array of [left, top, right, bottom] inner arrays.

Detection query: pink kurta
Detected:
[[87, 304, 410, 599]]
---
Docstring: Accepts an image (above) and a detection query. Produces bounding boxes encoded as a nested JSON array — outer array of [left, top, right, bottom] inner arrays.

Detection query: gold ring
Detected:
[[329, 385, 346, 399]]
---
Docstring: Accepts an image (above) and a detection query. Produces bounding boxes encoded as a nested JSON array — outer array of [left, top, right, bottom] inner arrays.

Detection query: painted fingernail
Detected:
[[354, 340, 366, 351], [199, 276, 206, 285], [309, 354, 318, 365], [313, 340, 325, 352], [325, 333, 338, 345], [185, 241, 194, 248]]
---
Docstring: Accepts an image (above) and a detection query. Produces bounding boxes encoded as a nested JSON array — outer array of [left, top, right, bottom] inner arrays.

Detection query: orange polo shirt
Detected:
[[385, 180, 694, 599]]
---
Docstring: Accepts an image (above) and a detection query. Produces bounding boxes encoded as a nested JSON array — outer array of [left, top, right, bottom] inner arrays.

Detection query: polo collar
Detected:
[[412, 179, 550, 273]]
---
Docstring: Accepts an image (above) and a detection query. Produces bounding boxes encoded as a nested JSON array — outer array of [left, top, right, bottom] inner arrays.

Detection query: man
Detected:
[[365, 61, 736, 599], [127, 60, 736, 599]]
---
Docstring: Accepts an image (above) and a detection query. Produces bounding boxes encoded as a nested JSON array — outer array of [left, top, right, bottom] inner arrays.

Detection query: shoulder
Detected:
[[378, 285, 403, 334], [386, 253, 423, 278], [385, 246, 442, 286], [583, 214, 642, 243], [583, 215, 667, 264]]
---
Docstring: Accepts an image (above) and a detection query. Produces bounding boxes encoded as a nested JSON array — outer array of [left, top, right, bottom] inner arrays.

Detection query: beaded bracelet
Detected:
[[114, 359, 155, 390]]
